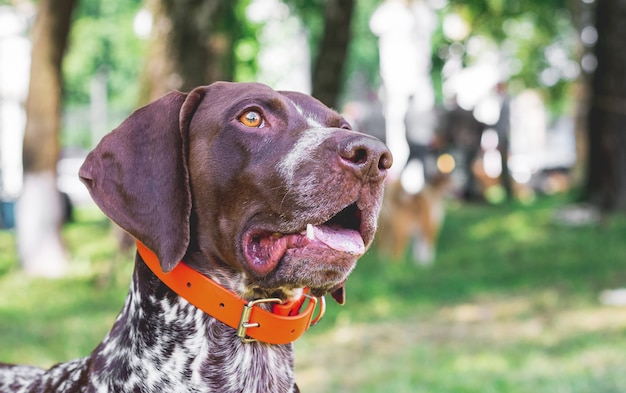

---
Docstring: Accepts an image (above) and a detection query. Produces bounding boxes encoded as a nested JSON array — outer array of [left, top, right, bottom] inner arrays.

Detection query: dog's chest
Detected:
[[85, 280, 297, 393], [3, 278, 296, 393]]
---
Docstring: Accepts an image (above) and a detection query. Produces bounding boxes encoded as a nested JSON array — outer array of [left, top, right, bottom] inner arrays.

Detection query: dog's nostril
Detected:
[[378, 150, 393, 171], [347, 147, 368, 165], [339, 135, 392, 179]]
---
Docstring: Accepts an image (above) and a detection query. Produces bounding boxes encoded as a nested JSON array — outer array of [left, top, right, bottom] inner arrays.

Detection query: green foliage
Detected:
[[63, 0, 146, 109], [2, 199, 626, 393], [284, 0, 579, 111], [443, 0, 578, 112], [284, 0, 381, 102], [233, 0, 261, 82], [283, 0, 325, 51], [343, 0, 382, 95], [59, 0, 580, 121], [62, 0, 260, 106]]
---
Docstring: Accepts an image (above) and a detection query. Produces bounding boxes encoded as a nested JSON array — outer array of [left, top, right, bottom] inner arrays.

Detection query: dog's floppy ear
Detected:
[[79, 90, 202, 272]]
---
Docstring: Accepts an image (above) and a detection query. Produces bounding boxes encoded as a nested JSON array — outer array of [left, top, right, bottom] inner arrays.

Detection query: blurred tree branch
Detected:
[[311, 0, 355, 109]]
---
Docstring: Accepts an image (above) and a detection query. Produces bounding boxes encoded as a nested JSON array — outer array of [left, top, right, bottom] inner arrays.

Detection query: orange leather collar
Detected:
[[136, 241, 325, 345]]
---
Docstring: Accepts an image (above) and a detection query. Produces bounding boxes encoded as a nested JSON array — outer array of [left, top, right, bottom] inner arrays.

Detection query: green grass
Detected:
[[0, 208, 133, 366], [1, 198, 626, 392]]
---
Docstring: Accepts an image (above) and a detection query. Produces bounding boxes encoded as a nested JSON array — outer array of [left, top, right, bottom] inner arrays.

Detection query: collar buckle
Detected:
[[237, 297, 282, 343], [236, 293, 326, 344]]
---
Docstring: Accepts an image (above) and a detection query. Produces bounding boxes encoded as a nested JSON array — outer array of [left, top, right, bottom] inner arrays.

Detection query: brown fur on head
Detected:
[[80, 82, 392, 303]]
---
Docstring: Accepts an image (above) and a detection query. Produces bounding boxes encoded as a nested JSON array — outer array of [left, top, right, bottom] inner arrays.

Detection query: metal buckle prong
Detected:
[[237, 297, 282, 343]]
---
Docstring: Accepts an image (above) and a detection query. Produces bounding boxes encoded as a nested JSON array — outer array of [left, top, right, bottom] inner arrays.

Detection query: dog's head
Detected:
[[79, 82, 391, 303]]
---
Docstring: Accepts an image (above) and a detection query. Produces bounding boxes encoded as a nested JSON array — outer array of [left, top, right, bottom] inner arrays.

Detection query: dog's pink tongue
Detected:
[[310, 225, 365, 255]]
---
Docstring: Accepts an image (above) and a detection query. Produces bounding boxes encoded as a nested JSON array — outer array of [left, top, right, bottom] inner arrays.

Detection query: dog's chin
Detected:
[[283, 247, 358, 288], [246, 250, 358, 304]]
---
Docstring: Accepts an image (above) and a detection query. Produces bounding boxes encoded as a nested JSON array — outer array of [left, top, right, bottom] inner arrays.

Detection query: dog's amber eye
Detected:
[[239, 110, 263, 128]]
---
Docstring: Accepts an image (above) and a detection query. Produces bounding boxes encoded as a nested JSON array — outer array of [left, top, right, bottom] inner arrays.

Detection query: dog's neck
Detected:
[[89, 254, 298, 393]]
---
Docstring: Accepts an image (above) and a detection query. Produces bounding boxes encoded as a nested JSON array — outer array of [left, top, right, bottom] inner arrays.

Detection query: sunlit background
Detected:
[[1, 0, 625, 392], [0, 0, 595, 208]]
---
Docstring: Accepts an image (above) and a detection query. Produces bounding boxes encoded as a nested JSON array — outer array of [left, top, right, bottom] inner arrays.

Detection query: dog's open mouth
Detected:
[[243, 203, 365, 276]]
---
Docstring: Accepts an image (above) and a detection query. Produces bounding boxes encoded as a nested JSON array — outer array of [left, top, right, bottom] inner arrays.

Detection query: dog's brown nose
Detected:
[[338, 135, 393, 179]]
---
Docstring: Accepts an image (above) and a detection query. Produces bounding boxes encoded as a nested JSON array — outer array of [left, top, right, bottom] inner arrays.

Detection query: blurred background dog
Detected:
[[377, 171, 450, 265]]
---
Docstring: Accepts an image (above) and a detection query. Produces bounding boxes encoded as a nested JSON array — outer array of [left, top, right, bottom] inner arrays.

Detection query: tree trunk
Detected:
[[584, 0, 626, 211], [17, 0, 77, 276], [311, 0, 355, 109], [139, 0, 238, 103]]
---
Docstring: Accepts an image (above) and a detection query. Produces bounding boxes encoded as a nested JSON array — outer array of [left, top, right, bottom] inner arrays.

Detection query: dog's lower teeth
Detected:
[[272, 232, 283, 238]]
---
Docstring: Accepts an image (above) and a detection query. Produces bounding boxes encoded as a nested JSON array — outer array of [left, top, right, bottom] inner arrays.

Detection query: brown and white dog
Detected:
[[0, 82, 391, 392], [377, 174, 449, 265]]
